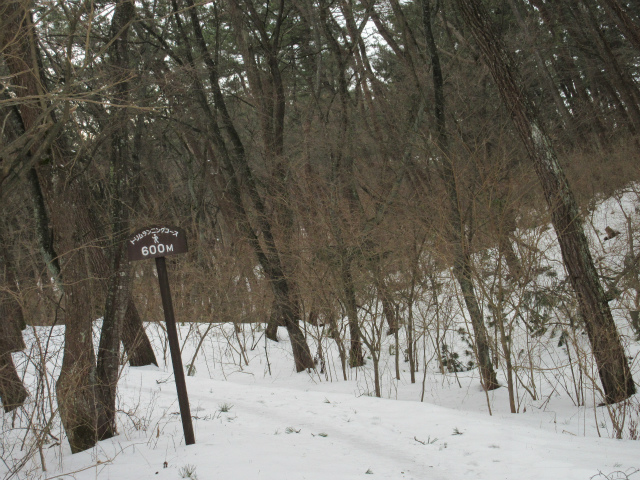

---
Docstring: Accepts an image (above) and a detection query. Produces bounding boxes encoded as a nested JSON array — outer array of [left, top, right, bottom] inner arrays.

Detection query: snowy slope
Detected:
[[2, 323, 638, 480], [3, 186, 640, 480]]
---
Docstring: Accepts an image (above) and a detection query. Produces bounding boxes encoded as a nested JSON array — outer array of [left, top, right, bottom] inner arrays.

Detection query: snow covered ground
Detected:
[[2, 185, 640, 480], [1, 320, 638, 480]]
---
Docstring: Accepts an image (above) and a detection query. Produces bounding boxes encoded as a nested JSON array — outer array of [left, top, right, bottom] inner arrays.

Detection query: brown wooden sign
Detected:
[[126, 224, 195, 446], [127, 226, 188, 262]]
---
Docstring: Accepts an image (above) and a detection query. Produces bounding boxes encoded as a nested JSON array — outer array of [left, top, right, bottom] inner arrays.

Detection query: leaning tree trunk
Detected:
[[455, 0, 635, 403], [121, 302, 157, 366], [422, 0, 499, 390], [320, 5, 366, 367], [376, 273, 399, 336], [228, 0, 312, 357], [173, 0, 314, 371]]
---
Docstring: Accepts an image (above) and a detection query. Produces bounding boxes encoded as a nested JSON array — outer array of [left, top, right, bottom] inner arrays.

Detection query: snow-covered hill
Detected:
[[3, 185, 640, 480]]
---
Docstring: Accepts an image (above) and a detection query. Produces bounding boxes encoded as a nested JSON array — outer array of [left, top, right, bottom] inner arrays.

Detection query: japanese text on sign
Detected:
[[127, 225, 187, 262]]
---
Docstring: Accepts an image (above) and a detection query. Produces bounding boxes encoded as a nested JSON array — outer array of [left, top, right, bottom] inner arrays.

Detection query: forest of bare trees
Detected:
[[1, 0, 640, 455]]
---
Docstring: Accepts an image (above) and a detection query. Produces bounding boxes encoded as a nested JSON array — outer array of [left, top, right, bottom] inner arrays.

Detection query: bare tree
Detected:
[[454, 0, 635, 403], [161, 0, 315, 371], [421, 0, 499, 390], [95, 0, 138, 441]]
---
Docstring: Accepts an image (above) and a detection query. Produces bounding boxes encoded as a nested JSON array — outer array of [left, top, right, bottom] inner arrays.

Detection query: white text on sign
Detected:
[[141, 244, 174, 256]]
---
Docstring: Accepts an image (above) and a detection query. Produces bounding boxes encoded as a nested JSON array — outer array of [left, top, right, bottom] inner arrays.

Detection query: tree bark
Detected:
[[0, 7, 156, 370], [320, 5, 365, 367], [1, 1, 106, 451], [455, 0, 635, 403], [27, 168, 63, 287], [0, 241, 28, 412], [422, 0, 499, 390], [342, 256, 365, 368], [52, 181, 99, 452], [228, 0, 306, 346], [0, 352, 27, 413], [177, 0, 314, 371], [121, 302, 158, 366], [377, 275, 399, 336], [96, 0, 137, 441]]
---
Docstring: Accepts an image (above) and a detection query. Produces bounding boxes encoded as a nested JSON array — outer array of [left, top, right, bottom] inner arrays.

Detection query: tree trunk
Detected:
[[0, 353, 27, 413], [515, 0, 607, 147], [1, 0, 99, 451], [320, 5, 366, 368], [546, 0, 639, 137], [376, 271, 399, 336], [0, 245, 28, 412], [422, 0, 499, 390], [0, 5, 156, 370], [121, 303, 157, 366], [96, 0, 137, 441], [174, 0, 314, 371], [574, 0, 640, 132], [27, 168, 63, 287], [30, 157, 157, 368], [495, 294, 516, 413], [455, 0, 635, 403], [228, 0, 306, 347], [265, 298, 282, 342], [53, 186, 99, 452], [342, 257, 365, 368]]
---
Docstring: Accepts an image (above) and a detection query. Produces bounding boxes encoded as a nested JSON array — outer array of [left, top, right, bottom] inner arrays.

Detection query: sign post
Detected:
[[127, 226, 195, 446]]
